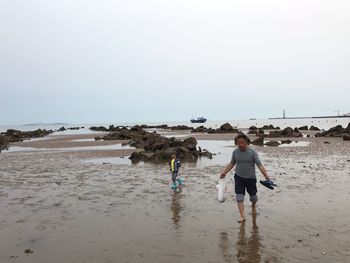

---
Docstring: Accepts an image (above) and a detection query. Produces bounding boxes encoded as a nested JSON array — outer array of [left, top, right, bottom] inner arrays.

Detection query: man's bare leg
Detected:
[[237, 202, 246, 223], [252, 202, 257, 215]]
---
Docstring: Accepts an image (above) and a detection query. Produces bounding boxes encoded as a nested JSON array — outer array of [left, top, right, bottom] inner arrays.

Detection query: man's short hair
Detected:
[[234, 133, 251, 145]]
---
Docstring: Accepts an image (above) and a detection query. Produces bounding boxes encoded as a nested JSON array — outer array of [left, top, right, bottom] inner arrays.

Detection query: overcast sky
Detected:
[[0, 0, 349, 125]]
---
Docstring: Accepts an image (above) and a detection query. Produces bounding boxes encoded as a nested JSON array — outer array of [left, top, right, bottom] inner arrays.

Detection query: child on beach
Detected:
[[169, 153, 182, 190]]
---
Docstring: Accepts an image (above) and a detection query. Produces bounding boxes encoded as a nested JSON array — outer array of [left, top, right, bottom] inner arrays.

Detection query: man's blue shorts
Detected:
[[234, 174, 257, 196]]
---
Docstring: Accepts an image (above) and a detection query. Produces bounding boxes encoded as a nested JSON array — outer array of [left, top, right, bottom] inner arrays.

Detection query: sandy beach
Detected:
[[0, 127, 349, 263]]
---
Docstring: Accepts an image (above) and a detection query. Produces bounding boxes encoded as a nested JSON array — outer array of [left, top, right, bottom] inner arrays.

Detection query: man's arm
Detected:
[[257, 165, 270, 181], [220, 162, 235, 179]]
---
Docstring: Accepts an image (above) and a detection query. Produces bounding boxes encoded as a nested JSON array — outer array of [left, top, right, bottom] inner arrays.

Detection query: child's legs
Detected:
[[171, 172, 177, 183]]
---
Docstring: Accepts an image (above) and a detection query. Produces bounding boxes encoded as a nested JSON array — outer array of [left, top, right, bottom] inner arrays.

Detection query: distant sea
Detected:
[[1, 117, 349, 133]]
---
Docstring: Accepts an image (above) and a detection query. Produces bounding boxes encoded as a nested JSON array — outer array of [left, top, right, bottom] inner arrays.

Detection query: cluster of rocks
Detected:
[[0, 129, 53, 152], [251, 136, 295, 147], [91, 122, 240, 134], [249, 126, 303, 139], [247, 126, 265, 135], [297, 125, 320, 131], [315, 123, 350, 141], [95, 125, 213, 163], [140, 122, 239, 133], [259, 124, 280, 130], [58, 126, 84, 131], [191, 123, 239, 134], [267, 127, 303, 138], [140, 124, 169, 129]]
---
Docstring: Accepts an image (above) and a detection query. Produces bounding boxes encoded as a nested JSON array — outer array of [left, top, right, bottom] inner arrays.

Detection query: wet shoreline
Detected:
[[0, 129, 349, 262]]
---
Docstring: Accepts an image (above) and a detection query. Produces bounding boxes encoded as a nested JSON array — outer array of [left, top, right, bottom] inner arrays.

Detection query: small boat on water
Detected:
[[190, 117, 207, 123]]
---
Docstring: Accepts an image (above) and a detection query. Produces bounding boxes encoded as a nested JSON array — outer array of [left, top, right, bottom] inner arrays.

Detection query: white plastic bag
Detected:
[[216, 179, 227, 203]]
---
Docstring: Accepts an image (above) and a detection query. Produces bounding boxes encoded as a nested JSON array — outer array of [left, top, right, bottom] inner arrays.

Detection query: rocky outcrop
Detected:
[[260, 125, 280, 130], [191, 126, 209, 133], [4, 129, 53, 142], [268, 127, 302, 138], [247, 130, 258, 135], [265, 141, 280, 147], [251, 137, 264, 146], [281, 139, 292, 144], [0, 129, 53, 153], [315, 123, 350, 138], [95, 126, 213, 163], [191, 123, 239, 134], [220, 122, 235, 132], [0, 135, 9, 152], [170, 125, 193, 130], [298, 126, 308, 130], [140, 124, 169, 129], [309, 125, 320, 131]]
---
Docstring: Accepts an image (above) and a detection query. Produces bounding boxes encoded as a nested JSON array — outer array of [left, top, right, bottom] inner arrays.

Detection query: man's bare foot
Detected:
[[238, 217, 246, 223]]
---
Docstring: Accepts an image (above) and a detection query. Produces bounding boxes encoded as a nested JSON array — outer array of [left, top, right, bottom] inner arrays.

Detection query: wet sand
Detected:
[[0, 131, 349, 262]]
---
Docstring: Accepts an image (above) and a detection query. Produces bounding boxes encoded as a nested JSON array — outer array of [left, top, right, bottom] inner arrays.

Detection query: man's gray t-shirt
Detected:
[[230, 147, 262, 179]]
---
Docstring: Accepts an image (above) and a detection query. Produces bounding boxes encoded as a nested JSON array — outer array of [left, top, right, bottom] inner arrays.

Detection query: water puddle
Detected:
[[2, 143, 134, 153], [81, 156, 133, 165]]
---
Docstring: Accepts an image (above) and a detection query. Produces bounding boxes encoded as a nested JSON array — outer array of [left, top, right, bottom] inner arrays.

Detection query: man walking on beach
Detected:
[[220, 134, 270, 223]]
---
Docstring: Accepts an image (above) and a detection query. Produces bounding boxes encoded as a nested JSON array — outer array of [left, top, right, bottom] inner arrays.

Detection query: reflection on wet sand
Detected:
[[170, 193, 183, 228], [236, 214, 262, 263], [219, 214, 262, 263]]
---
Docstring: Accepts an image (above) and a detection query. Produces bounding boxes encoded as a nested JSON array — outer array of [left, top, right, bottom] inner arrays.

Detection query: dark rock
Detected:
[[247, 130, 258, 135], [309, 125, 320, 131], [183, 137, 197, 151], [0, 135, 9, 152], [140, 124, 169, 129], [258, 129, 265, 135], [298, 126, 308, 130], [102, 126, 212, 163], [1, 129, 53, 153], [220, 122, 235, 131], [170, 125, 193, 130], [90, 126, 109, 132], [265, 141, 280, 147], [58, 126, 66, 132], [191, 124, 239, 134], [190, 126, 208, 133], [251, 137, 264, 146], [282, 127, 294, 136], [281, 139, 292, 144], [315, 124, 350, 138], [346, 123, 350, 133], [268, 127, 302, 138], [260, 124, 279, 130], [249, 126, 258, 130], [343, 135, 350, 141], [24, 249, 33, 254], [4, 129, 53, 143], [268, 130, 283, 138]]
